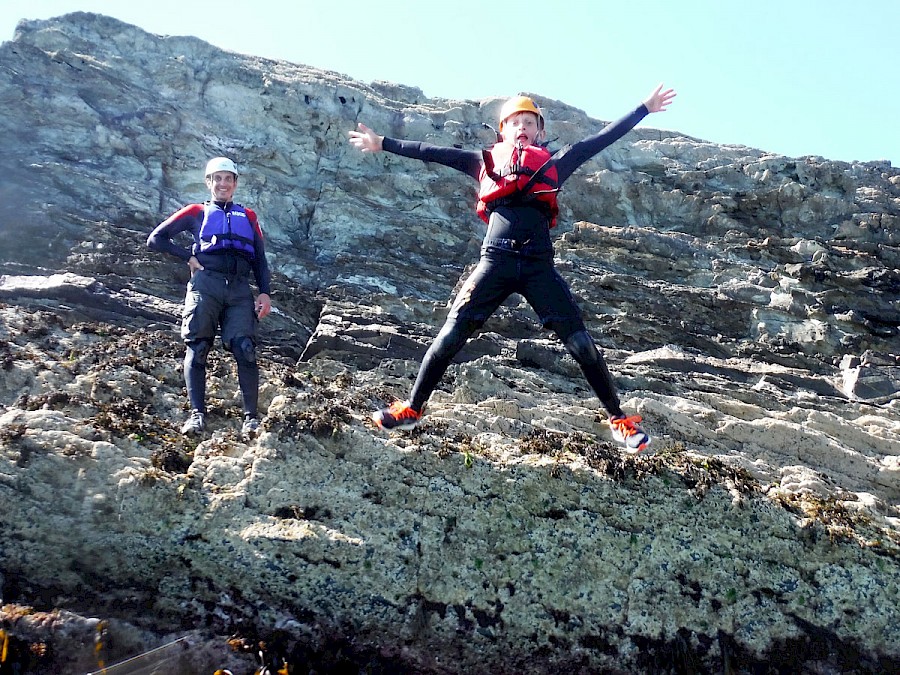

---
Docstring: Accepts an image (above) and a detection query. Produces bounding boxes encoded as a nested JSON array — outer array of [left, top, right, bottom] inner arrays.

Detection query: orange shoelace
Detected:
[[611, 415, 644, 436]]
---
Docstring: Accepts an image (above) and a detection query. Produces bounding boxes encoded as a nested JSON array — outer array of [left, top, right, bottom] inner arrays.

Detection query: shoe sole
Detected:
[[374, 422, 419, 432], [624, 441, 651, 453], [372, 413, 419, 432], [610, 432, 651, 452]]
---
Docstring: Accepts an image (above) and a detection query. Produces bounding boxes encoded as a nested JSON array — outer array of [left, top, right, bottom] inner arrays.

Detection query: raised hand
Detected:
[[349, 123, 384, 153], [643, 84, 677, 113]]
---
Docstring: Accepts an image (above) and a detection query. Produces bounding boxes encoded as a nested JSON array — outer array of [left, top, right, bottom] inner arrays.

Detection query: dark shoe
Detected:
[[372, 400, 423, 431], [181, 409, 205, 436], [609, 415, 650, 451]]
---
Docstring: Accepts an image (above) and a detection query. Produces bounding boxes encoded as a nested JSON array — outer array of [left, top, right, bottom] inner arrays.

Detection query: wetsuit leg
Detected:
[[184, 338, 213, 412], [231, 335, 259, 418], [406, 253, 516, 411], [396, 249, 521, 412], [563, 330, 624, 418], [221, 278, 259, 418], [519, 260, 624, 417], [408, 318, 480, 412], [180, 270, 223, 414]]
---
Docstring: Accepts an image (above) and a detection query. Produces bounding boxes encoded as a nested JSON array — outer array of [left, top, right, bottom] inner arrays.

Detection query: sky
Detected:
[[3, 0, 898, 165]]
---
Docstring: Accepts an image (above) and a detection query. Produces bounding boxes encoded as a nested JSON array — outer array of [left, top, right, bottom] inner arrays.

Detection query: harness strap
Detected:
[[483, 148, 520, 182], [519, 143, 570, 193], [483, 143, 568, 190], [201, 232, 255, 246]]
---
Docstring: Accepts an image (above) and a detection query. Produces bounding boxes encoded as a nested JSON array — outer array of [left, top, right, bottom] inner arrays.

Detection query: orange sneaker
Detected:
[[372, 400, 424, 431], [609, 415, 650, 451]]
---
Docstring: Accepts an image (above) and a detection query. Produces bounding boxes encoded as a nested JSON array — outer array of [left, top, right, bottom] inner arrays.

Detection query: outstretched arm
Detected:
[[349, 123, 384, 153], [642, 83, 677, 113], [555, 83, 677, 182], [348, 122, 483, 178]]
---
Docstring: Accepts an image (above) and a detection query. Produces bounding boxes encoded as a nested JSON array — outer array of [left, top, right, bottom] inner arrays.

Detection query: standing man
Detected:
[[148, 157, 272, 436]]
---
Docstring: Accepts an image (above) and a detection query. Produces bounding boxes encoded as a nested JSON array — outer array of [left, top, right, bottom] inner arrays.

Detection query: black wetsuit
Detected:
[[382, 103, 651, 416]]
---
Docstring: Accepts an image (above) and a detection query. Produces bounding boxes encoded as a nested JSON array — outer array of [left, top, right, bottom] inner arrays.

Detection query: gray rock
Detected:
[[0, 11, 898, 675]]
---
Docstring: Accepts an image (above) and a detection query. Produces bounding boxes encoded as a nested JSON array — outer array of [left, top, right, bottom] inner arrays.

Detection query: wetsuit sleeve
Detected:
[[382, 137, 482, 180], [146, 204, 204, 261], [555, 104, 650, 184], [246, 209, 271, 295]]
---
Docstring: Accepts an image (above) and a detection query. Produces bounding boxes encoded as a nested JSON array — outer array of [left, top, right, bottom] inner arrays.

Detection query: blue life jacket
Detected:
[[197, 202, 256, 258]]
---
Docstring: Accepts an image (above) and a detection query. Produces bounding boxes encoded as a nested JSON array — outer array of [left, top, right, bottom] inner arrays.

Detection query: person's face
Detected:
[[500, 112, 543, 146], [206, 171, 237, 202]]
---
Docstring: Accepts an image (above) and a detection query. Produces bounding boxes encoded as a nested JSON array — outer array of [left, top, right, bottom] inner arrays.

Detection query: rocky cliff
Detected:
[[0, 12, 898, 675]]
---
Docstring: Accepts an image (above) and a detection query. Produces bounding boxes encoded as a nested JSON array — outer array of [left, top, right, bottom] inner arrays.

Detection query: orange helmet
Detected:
[[498, 95, 544, 131]]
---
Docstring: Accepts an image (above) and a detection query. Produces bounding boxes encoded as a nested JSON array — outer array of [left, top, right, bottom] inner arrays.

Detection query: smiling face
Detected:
[[205, 170, 238, 202], [500, 111, 543, 147]]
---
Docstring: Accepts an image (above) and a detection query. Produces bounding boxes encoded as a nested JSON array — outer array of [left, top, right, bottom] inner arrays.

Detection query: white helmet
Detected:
[[204, 156, 238, 177]]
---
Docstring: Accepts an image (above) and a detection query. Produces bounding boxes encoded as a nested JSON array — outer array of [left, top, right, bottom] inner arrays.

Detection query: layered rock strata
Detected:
[[0, 12, 897, 674]]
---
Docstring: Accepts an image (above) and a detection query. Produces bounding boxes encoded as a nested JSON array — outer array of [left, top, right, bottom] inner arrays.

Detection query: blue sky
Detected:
[[3, 0, 898, 165]]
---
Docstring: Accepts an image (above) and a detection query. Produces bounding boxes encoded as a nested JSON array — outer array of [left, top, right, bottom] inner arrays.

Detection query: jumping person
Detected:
[[148, 157, 272, 436], [349, 85, 675, 450]]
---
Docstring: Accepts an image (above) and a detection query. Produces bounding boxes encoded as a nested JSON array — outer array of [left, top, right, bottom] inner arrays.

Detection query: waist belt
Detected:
[[485, 237, 531, 251], [200, 268, 250, 285], [199, 253, 252, 279], [483, 237, 553, 256]]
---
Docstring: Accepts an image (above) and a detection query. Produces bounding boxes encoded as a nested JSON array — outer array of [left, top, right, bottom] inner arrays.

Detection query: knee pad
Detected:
[[231, 335, 257, 366], [185, 339, 213, 367], [564, 330, 600, 366]]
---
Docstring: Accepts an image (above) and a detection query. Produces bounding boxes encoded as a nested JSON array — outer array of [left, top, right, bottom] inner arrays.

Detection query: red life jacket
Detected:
[[476, 142, 560, 227]]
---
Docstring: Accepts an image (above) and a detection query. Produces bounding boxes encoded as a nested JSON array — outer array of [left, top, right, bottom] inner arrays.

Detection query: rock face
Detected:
[[0, 12, 898, 675]]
